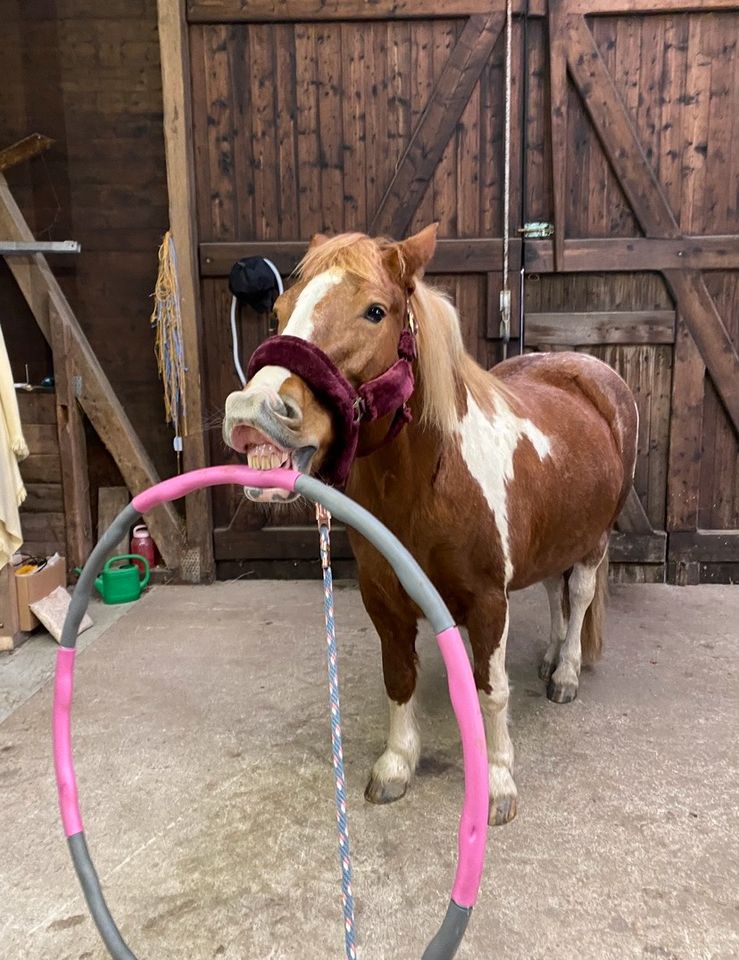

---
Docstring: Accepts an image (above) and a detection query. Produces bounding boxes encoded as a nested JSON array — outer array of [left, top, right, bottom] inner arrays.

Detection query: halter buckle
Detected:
[[407, 303, 418, 337], [353, 396, 366, 423]]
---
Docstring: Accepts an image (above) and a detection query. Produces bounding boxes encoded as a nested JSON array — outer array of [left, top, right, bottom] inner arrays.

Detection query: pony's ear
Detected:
[[309, 232, 330, 249], [396, 223, 438, 284]]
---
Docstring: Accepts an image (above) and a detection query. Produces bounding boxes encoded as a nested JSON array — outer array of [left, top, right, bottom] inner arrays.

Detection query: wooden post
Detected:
[[547, 0, 568, 272], [50, 306, 93, 571], [157, 0, 215, 582]]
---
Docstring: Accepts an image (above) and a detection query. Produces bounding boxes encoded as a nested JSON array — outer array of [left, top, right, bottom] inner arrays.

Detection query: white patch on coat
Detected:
[[478, 605, 517, 806], [371, 695, 420, 785], [283, 268, 344, 341], [457, 391, 551, 585]]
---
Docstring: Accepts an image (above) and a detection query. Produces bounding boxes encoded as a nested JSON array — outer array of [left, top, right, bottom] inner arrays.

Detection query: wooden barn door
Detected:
[[187, 2, 524, 576], [523, 1, 739, 584]]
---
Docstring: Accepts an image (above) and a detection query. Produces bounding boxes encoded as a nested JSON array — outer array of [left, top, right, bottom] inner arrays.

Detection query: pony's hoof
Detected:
[[489, 794, 517, 826], [364, 775, 407, 805], [538, 657, 556, 682], [547, 679, 578, 703]]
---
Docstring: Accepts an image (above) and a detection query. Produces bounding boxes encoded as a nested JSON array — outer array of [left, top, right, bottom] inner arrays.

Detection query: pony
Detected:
[[223, 225, 638, 825]]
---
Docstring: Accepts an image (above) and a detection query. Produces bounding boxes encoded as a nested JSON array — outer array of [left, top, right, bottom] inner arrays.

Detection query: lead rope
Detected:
[[316, 505, 358, 960]]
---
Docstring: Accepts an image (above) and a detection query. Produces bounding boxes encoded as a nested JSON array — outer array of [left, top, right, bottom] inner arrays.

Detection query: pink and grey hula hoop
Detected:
[[53, 466, 489, 960]]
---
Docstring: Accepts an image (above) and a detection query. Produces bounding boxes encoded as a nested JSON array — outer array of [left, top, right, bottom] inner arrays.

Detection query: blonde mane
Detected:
[[297, 234, 499, 437]]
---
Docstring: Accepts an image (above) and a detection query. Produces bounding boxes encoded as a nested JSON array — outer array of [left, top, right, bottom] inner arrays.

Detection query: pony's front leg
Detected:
[[364, 606, 420, 805], [469, 593, 517, 826]]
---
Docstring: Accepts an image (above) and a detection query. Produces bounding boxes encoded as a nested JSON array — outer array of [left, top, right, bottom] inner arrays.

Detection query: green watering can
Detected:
[[89, 555, 150, 604]]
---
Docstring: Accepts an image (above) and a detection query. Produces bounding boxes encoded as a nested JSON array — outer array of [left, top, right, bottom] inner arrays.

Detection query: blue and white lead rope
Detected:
[[317, 506, 358, 960]]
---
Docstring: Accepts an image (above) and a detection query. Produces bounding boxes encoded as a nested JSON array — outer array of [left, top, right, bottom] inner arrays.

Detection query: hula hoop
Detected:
[[53, 466, 489, 960]]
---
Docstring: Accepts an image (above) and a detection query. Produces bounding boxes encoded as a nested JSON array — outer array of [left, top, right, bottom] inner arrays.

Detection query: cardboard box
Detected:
[[14, 555, 67, 632]]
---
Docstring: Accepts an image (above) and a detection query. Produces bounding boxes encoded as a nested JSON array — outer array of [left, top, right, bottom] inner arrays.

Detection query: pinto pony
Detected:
[[223, 225, 638, 826]]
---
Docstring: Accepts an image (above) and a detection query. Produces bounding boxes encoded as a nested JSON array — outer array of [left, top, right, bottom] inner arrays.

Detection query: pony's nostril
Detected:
[[262, 389, 288, 415], [279, 396, 303, 427]]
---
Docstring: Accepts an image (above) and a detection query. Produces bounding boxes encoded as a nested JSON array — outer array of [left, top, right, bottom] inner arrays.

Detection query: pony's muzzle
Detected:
[[223, 387, 303, 452]]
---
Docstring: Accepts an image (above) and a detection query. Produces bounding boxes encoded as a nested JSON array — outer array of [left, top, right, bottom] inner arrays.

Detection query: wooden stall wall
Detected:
[[179, 0, 738, 582], [0, 0, 174, 486], [188, 3, 525, 576], [524, 2, 739, 583]]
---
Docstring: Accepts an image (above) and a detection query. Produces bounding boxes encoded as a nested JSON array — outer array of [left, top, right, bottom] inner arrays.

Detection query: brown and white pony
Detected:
[[223, 225, 638, 826]]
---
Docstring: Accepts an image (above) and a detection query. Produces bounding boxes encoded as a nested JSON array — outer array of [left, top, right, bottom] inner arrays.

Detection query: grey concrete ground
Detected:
[[0, 599, 134, 723], [1, 582, 737, 960]]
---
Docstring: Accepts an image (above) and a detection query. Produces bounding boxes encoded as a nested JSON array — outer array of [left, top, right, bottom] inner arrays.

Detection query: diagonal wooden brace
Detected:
[[0, 173, 185, 569]]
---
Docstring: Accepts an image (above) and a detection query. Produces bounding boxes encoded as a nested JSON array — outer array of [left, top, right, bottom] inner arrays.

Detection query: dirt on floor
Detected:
[[1, 581, 737, 960]]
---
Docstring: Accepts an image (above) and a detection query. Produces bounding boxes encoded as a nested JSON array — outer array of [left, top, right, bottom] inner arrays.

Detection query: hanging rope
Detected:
[[316, 505, 358, 960], [151, 231, 186, 469], [500, 0, 513, 361]]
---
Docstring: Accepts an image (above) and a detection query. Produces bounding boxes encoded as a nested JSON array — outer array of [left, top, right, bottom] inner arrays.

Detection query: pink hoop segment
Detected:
[[53, 647, 83, 837], [436, 627, 488, 908], [131, 464, 300, 514]]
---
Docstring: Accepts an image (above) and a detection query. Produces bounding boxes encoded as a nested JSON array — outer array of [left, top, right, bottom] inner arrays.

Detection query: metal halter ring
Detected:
[[53, 466, 489, 960]]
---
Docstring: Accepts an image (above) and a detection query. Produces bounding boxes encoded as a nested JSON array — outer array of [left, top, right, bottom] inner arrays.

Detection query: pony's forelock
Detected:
[[297, 233, 389, 286]]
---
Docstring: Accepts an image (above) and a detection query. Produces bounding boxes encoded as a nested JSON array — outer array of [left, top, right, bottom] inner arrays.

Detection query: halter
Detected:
[[246, 299, 418, 487]]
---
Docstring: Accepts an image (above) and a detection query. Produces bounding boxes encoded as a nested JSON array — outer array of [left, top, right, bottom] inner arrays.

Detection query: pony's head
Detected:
[[223, 225, 443, 498]]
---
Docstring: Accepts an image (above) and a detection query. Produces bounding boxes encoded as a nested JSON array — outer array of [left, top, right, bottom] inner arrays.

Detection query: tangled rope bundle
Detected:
[[151, 231, 186, 465]]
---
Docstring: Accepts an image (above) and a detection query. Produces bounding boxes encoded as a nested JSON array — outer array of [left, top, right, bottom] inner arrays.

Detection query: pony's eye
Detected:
[[365, 304, 386, 323]]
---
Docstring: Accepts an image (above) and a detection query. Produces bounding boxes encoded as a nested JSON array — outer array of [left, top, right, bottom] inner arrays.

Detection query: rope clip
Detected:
[[316, 504, 332, 570]]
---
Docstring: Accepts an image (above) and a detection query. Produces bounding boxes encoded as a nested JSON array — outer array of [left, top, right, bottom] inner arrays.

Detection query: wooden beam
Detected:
[[215, 526, 354, 561], [669, 530, 739, 564], [565, 17, 739, 436], [200, 238, 521, 277], [617, 487, 655, 535], [525, 236, 739, 273], [97, 487, 131, 562], [609, 531, 666, 565], [0, 134, 54, 173], [563, 0, 738, 13], [187, 0, 526, 22], [158, 0, 214, 582], [0, 565, 23, 652], [0, 173, 185, 569], [666, 315, 705, 533], [526, 310, 675, 346], [565, 15, 681, 240], [664, 272, 739, 437], [50, 306, 93, 570], [370, 13, 505, 239], [547, 0, 568, 271]]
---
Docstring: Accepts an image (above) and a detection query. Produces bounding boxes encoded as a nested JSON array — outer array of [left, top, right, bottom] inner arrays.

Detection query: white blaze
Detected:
[[457, 390, 551, 585], [283, 268, 344, 340], [244, 365, 291, 395]]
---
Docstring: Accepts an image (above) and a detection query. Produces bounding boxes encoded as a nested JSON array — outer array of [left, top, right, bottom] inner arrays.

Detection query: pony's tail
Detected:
[[581, 552, 609, 665]]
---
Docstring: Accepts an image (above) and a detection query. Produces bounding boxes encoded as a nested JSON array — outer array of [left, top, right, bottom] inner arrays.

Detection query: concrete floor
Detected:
[[1, 581, 737, 960]]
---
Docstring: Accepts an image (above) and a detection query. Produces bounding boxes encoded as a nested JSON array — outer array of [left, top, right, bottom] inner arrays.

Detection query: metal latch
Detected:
[[519, 222, 554, 239]]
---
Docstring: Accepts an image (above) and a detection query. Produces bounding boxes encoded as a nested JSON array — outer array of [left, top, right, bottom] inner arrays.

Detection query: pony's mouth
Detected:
[[230, 427, 316, 503]]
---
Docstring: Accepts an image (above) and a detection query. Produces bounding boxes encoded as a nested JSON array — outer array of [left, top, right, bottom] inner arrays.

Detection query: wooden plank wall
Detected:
[[0, 0, 174, 486], [524, 6, 738, 582], [16, 392, 66, 559], [190, 16, 518, 549]]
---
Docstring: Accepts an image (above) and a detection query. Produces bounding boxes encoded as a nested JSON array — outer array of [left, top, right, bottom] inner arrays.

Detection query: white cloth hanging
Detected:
[[0, 322, 28, 570]]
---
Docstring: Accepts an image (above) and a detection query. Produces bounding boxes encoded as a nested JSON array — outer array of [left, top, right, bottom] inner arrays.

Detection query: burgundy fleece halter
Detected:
[[246, 307, 417, 487]]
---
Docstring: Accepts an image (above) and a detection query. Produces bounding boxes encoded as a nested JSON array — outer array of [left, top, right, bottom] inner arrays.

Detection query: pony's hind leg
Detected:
[[547, 549, 606, 704], [539, 575, 569, 681], [364, 601, 420, 805], [468, 592, 517, 826]]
